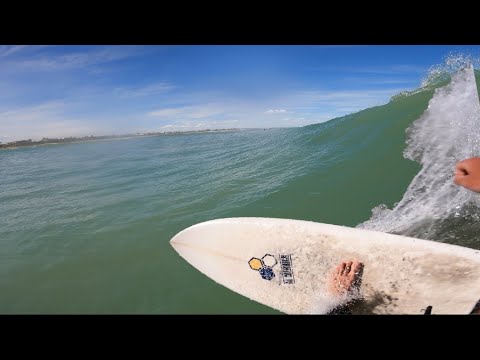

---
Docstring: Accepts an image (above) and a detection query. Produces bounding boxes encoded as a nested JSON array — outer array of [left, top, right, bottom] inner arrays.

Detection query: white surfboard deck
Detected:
[[170, 217, 480, 314]]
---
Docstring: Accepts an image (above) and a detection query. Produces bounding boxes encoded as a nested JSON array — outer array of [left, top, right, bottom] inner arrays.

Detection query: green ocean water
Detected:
[[1, 69, 480, 314]]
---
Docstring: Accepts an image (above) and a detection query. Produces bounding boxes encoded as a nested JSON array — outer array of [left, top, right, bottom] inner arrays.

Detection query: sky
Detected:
[[1, 45, 480, 142]]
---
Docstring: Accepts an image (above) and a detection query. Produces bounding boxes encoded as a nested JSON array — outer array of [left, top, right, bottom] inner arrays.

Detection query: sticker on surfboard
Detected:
[[248, 254, 295, 284]]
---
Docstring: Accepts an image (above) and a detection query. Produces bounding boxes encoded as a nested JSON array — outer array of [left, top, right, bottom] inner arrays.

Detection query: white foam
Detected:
[[421, 53, 480, 88], [358, 65, 480, 236]]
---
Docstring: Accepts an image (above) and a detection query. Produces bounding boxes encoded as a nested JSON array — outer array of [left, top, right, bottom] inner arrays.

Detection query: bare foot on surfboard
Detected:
[[328, 260, 364, 298]]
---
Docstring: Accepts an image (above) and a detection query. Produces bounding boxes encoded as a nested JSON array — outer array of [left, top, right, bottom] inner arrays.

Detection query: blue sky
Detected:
[[1, 45, 480, 142]]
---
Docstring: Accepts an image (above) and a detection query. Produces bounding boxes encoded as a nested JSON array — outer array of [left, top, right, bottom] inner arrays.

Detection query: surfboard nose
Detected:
[[169, 219, 223, 250], [169, 233, 181, 250], [169, 224, 195, 251]]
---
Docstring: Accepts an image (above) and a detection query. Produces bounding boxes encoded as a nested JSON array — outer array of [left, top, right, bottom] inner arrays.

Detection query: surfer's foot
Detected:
[[328, 260, 364, 298]]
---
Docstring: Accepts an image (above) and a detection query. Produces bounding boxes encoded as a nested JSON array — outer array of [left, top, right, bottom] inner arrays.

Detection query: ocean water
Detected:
[[1, 62, 480, 314]]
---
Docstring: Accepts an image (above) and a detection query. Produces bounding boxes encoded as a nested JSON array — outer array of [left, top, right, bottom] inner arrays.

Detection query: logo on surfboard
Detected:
[[248, 254, 277, 280], [248, 254, 295, 284]]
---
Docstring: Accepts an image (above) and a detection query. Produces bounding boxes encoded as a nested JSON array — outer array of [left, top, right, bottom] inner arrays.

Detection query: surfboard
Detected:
[[170, 217, 480, 314]]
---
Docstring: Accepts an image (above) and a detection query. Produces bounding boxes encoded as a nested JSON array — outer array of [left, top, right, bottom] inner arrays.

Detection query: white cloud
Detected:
[[267, 87, 407, 126], [334, 65, 425, 75], [282, 88, 404, 107], [343, 77, 417, 85], [148, 108, 185, 117], [312, 45, 371, 49], [10, 46, 141, 72], [0, 66, 412, 141], [1, 85, 405, 142], [145, 86, 403, 131], [0, 101, 65, 120], [0, 101, 104, 142], [153, 119, 239, 132], [114, 82, 175, 98], [0, 45, 30, 58], [307, 64, 426, 75], [148, 105, 225, 119], [265, 109, 287, 114]]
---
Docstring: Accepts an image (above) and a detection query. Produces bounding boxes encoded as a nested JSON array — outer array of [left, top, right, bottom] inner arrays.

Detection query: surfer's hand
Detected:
[[454, 158, 480, 193]]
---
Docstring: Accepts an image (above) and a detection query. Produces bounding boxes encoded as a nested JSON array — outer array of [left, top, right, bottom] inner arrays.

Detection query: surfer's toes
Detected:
[[328, 260, 364, 298], [350, 261, 364, 289], [343, 261, 353, 275], [335, 262, 346, 275]]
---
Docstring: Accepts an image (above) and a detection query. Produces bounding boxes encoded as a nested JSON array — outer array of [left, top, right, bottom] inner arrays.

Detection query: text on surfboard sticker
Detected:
[[279, 254, 295, 284]]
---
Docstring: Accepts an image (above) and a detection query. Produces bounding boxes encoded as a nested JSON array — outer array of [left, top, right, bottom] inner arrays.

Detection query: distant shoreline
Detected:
[[0, 128, 242, 150]]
